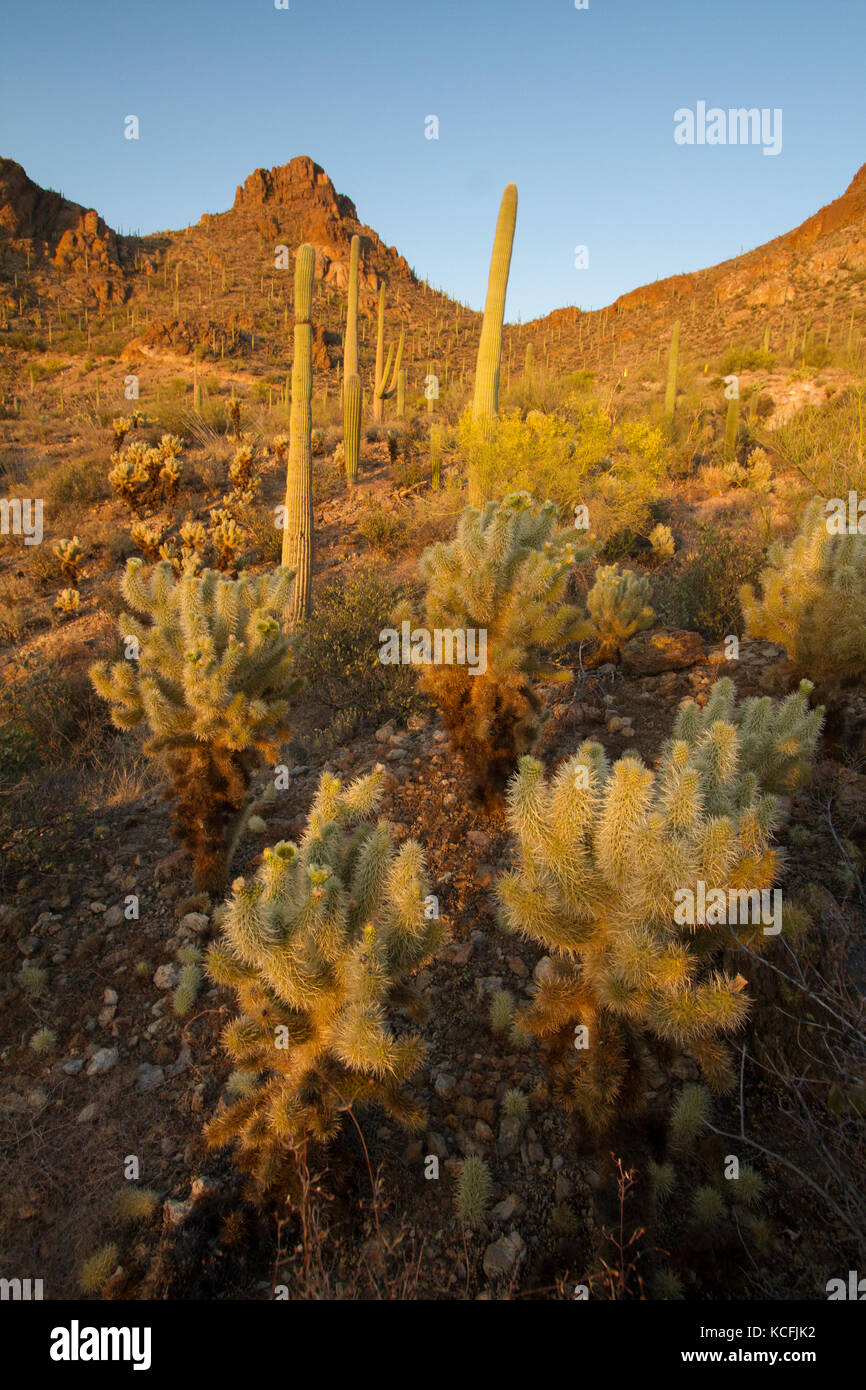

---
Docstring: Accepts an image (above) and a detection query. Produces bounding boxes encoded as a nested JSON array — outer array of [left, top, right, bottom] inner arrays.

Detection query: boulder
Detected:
[[621, 627, 706, 677]]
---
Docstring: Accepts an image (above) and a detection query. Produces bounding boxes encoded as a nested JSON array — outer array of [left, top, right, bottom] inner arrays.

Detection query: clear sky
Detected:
[[1, 0, 864, 322]]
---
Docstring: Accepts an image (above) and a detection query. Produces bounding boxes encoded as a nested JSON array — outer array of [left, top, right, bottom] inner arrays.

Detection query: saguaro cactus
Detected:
[[664, 320, 680, 425], [397, 368, 406, 418], [472, 183, 518, 422], [724, 394, 740, 461], [344, 374, 362, 485], [281, 244, 315, 624], [344, 233, 360, 381]]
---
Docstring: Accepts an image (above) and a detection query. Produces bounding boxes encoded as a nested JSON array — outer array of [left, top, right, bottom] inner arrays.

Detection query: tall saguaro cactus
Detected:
[[344, 234, 360, 381], [664, 320, 680, 425], [472, 183, 518, 422], [344, 374, 362, 485], [281, 244, 315, 623]]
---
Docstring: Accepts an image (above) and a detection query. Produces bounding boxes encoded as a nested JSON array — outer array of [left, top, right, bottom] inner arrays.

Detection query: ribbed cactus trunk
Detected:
[[281, 245, 315, 624], [373, 283, 386, 421], [344, 234, 360, 381], [344, 374, 361, 485], [724, 394, 740, 461], [471, 183, 518, 422], [397, 368, 405, 418], [430, 423, 442, 491], [664, 320, 680, 424]]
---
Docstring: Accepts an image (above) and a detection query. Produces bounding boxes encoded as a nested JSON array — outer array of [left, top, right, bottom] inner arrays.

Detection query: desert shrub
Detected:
[[741, 498, 866, 688], [769, 384, 866, 499], [496, 679, 823, 1132], [410, 493, 591, 804], [90, 560, 297, 889], [718, 345, 777, 375], [294, 566, 420, 729], [33, 455, 109, 505], [203, 765, 446, 1192], [653, 523, 765, 640], [457, 407, 600, 510], [356, 499, 407, 556]]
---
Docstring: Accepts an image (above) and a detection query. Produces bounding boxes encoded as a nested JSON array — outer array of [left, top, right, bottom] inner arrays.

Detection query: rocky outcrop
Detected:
[[621, 627, 707, 677]]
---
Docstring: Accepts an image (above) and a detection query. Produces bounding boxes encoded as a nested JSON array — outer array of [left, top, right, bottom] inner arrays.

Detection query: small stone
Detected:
[[507, 956, 528, 978], [63, 1058, 84, 1075], [164, 1198, 193, 1225], [466, 829, 491, 850], [179, 912, 209, 936], [607, 715, 625, 733], [491, 1193, 525, 1223], [76, 1102, 98, 1124], [153, 963, 178, 990], [555, 1172, 573, 1204], [433, 730, 448, 743], [451, 941, 473, 966], [498, 1115, 523, 1159], [483, 1231, 525, 1280], [17, 936, 40, 957], [102, 905, 124, 929], [434, 1073, 456, 1099], [103, 988, 118, 1006], [426, 1131, 448, 1160], [475, 1120, 494, 1142], [136, 1063, 165, 1093], [86, 1047, 119, 1076]]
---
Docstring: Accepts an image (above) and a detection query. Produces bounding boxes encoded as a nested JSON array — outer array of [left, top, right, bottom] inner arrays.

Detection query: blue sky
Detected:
[[1, 0, 864, 321]]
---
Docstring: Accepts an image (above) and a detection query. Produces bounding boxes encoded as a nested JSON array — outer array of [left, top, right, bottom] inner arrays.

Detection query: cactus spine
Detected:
[[344, 374, 362, 486], [664, 320, 680, 425], [472, 183, 518, 422], [281, 245, 315, 624]]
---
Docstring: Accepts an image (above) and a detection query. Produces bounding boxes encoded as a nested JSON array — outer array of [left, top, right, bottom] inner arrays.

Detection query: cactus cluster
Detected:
[[203, 765, 447, 1191], [740, 499, 866, 689], [90, 559, 297, 889], [413, 493, 592, 803], [496, 679, 823, 1131], [108, 435, 184, 514]]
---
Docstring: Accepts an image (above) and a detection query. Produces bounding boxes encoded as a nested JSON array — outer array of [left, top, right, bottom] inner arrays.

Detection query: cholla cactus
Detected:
[[112, 416, 132, 447], [272, 435, 289, 465], [203, 766, 447, 1191], [740, 499, 866, 689], [90, 559, 297, 889], [649, 524, 675, 562], [54, 536, 84, 584], [454, 1155, 492, 1229], [747, 447, 772, 493], [414, 493, 592, 803], [586, 564, 654, 661], [108, 435, 184, 514], [212, 512, 245, 571], [228, 444, 259, 499], [496, 679, 822, 1132], [130, 520, 166, 560], [228, 398, 242, 438], [55, 588, 80, 617]]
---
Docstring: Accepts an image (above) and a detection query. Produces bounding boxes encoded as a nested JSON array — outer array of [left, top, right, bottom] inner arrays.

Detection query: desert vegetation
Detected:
[[2, 138, 866, 1314]]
